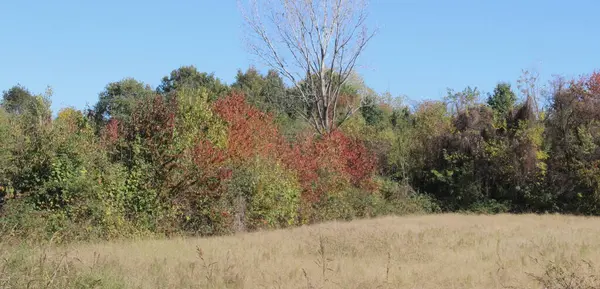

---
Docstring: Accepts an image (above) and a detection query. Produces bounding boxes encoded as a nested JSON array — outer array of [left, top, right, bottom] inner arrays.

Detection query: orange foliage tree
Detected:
[[214, 92, 376, 204]]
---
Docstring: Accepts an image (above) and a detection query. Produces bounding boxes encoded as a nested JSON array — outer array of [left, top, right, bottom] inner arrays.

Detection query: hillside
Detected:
[[3, 213, 600, 288]]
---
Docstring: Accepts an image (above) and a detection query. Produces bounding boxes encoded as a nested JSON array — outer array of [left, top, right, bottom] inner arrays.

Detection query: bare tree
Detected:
[[517, 69, 541, 121], [239, 0, 376, 134]]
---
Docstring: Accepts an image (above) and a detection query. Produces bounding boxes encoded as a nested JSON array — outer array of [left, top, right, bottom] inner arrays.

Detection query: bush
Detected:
[[0, 108, 14, 209], [0, 199, 52, 244], [289, 130, 377, 204], [377, 179, 441, 215], [226, 158, 301, 231], [214, 93, 379, 224], [308, 179, 439, 223], [465, 199, 511, 214]]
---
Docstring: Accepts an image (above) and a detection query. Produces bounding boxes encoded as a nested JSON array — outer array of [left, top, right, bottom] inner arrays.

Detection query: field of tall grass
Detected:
[[2, 213, 600, 289]]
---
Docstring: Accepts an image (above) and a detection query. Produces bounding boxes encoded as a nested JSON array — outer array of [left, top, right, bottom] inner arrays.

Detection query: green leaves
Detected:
[[445, 86, 480, 115], [487, 82, 517, 117], [93, 78, 155, 126], [175, 88, 227, 149], [227, 158, 301, 230], [232, 68, 290, 118], [1, 85, 35, 115], [157, 65, 229, 99]]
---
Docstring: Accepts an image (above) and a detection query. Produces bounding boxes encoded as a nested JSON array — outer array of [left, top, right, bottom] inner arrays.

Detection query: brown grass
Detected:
[[3, 213, 600, 288]]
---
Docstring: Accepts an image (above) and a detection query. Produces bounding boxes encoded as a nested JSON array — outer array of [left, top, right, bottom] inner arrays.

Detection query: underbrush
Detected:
[[0, 199, 156, 246], [0, 178, 438, 245]]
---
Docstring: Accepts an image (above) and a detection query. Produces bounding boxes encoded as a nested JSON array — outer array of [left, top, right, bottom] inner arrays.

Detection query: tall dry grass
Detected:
[[2, 214, 600, 288]]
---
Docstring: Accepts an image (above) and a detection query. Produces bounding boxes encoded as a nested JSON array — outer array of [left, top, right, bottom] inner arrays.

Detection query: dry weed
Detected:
[[2, 214, 600, 288]]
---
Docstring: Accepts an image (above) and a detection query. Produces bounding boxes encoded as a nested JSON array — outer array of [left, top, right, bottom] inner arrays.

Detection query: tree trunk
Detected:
[[233, 194, 247, 233]]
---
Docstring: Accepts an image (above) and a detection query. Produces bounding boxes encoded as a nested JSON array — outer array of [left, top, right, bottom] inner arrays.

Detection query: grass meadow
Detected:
[[2, 213, 600, 289]]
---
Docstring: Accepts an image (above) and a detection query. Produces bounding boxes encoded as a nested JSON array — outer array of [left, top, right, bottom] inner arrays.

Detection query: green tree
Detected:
[[1, 85, 36, 115], [544, 73, 600, 214], [93, 78, 154, 125], [445, 86, 480, 115], [360, 95, 385, 126], [231, 67, 287, 115], [487, 82, 516, 116], [157, 65, 229, 99], [6, 88, 53, 200]]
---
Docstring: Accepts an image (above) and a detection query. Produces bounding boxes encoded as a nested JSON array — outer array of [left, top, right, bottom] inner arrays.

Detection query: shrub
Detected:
[[289, 130, 377, 203], [0, 199, 52, 244], [225, 158, 301, 231], [465, 199, 511, 214], [100, 89, 231, 236], [377, 178, 441, 214], [0, 108, 15, 209], [308, 178, 437, 223], [213, 93, 378, 224]]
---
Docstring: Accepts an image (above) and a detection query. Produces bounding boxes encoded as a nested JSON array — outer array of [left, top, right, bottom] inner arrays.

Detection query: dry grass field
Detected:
[[2, 213, 600, 288]]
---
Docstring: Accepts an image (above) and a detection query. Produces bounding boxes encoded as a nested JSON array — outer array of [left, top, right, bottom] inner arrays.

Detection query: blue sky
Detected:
[[1, 0, 598, 113]]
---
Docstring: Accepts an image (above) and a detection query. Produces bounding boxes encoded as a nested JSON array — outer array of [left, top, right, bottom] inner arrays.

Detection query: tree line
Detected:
[[1, 65, 599, 243], [2, 0, 600, 243]]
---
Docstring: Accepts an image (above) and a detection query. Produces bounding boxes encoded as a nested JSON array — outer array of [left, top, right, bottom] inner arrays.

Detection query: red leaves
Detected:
[[105, 118, 120, 143], [213, 92, 286, 162], [566, 71, 600, 121], [587, 71, 600, 95], [190, 140, 229, 187], [108, 90, 376, 206], [213, 92, 376, 204], [191, 140, 226, 170], [287, 130, 376, 202], [335, 131, 377, 185]]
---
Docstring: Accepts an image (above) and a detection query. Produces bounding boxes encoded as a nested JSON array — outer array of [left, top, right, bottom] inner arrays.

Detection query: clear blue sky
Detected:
[[1, 0, 599, 113]]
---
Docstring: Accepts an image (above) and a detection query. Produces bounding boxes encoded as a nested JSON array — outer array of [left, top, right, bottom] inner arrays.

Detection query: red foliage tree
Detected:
[[289, 130, 376, 202], [586, 71, 600, 95], [189, 140, 228, 192], [213, 92, 287, 163], [213, 92, 377, 204], [102, 118, 120, 145]]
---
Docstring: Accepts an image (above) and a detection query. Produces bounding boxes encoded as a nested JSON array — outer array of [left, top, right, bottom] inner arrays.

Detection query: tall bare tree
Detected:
[[239, 0, 376, 134], [517, 69, 541, 120]]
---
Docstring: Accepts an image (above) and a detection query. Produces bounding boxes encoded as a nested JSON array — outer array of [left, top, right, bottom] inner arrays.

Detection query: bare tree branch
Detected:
[[239, 0, 377, 134]]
